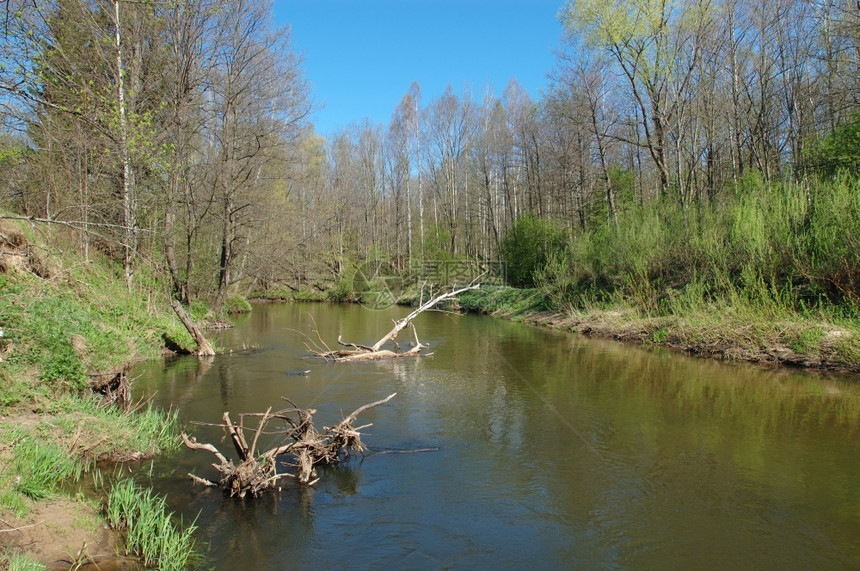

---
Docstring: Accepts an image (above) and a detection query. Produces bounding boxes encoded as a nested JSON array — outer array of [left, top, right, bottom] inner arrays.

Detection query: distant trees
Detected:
[[2, 0, 859, 300], [304, 0, 860, 291]]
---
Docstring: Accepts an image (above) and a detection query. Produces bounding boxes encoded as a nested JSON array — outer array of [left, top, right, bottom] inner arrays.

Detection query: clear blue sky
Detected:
[[272, 0, 567, 137]]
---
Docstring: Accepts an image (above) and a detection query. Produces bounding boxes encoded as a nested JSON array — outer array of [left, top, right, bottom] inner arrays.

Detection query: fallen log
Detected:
[[181, 393, 396, 497], [315, 281, 480, 362], [170, 299, 215, 356]]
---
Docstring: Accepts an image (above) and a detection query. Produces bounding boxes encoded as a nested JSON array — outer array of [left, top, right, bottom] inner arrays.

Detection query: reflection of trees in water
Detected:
[[200, 486, 316, 566], [320, 463, 361, 497], [218, 358, 234, 406], [137, 354, 213, 409], [519, 334, 860, 560]]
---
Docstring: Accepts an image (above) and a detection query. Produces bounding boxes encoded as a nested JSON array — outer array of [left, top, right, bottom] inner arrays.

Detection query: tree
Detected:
[[423, 84, 474, 255], [205, 0, 310, 313], [553, 44, 621, 226], [561, 0, 714, 203]]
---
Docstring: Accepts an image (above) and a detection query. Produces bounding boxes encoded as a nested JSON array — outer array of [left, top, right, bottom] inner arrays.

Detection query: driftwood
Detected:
[[181, 393, 396, 497], [170, 299, 215, 356], [88, 368, 131, 406], [314, 281, 481, 362]]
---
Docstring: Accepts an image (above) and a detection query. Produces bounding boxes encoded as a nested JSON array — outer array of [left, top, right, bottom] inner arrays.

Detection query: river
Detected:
[[132, 302, 860, 569]]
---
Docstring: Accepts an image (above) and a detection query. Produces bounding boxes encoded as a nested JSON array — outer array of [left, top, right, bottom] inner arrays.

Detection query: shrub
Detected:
[[223, 295, 252, 314], [501, 215, 567, 288], [807, 113, 860, 178]]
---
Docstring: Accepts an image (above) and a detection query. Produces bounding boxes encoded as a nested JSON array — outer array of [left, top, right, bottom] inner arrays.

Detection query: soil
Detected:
[[0, 498, 135, 570]]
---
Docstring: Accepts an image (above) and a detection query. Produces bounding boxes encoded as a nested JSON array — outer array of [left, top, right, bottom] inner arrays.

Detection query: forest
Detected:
[[1, 0, 860, 318]]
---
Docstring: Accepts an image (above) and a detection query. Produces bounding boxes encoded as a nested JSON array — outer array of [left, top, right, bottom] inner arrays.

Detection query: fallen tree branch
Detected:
[[0, 520, 45, 533], [182, 393, 397, 497], [315, 280, 481, 362], [171, 300, 215, 356]]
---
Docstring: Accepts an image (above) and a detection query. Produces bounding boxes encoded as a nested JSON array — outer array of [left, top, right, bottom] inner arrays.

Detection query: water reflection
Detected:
[[133, 303, 860, 569]]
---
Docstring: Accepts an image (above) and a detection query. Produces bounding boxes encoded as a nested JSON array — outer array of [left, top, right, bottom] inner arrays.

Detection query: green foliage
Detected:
[[1, 552, 46, 571], [515, 175, 860, 367], [458, 285, 551, 315], [424, 224, 454, 261], [788, 328, 824, 355], [106, 479, 198, 570], [608, 165, 637, 206], [0, 224, 195, 393], [808, 114, 860, 178], [326, 275, 357, 302], [0, 489, 30, 518], [292, 288, 329, 302], [224, 295, 252, 315], [543, 177, 860, 315], [41, 394, 180, 460], [9, 432, 83, 500], [651, 327, 669, 344], [189, 299, 210, 321], [501, 215, 567, 288]]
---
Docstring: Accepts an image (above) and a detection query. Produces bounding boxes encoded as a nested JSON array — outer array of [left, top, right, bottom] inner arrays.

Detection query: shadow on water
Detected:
[[132, 303, 860, 569]]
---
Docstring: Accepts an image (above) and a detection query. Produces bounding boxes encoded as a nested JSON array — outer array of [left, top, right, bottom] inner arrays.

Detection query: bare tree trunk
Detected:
[[171, 299, 215, 356], [114, 0, 136, 289]]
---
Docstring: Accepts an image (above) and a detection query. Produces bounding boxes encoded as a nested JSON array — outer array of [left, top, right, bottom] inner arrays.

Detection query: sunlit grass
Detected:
[[1, 552, 46, 571], [106, 479, 199, 570]]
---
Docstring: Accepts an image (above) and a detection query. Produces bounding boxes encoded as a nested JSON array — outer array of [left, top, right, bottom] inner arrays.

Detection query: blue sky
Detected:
[[272, 0, 567, 137]]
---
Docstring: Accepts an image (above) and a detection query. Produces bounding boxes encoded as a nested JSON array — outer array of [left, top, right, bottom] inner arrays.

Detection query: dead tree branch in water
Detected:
[[314, 281, 481, 362], [170, 300, 215, 356], [181, 393, 396, 497]]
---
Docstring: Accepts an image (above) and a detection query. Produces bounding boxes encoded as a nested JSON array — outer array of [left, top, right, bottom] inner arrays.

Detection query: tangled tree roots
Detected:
[[181, 393, 396, 498]]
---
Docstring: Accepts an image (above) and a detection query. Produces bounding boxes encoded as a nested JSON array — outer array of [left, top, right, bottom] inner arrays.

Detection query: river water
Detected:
[[132, 302, 860, 569]]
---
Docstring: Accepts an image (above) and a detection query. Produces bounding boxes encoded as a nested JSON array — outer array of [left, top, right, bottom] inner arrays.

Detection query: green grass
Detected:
[[458, 285, 551, 316], [788, 327, 825, 355], [0, 220, 196, 398], [106, 479, 199, 570], [1, 552, 46, 571], [224, 295, 253, 314], [0, 218, 201, 567], [3, 429, 84, 501]]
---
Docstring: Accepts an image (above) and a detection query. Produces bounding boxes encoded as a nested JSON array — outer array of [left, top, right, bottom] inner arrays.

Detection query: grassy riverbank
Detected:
[[458, 284, 860, 374], [0, 220, 198, 568], [451, 176, 860, 374]]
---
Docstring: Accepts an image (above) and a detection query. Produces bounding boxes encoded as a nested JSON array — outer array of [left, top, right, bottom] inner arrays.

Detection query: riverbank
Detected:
[[457, 285, 860, 375], [261, 280, 860, 375], [0, 220, 197, 568]]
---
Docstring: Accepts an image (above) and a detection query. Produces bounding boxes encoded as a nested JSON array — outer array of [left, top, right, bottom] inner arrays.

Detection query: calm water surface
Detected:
[[133, 303, 860, 569]]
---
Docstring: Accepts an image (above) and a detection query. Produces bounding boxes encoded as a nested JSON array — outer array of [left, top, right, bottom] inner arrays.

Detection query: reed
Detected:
[[105, 479, 198, 570]]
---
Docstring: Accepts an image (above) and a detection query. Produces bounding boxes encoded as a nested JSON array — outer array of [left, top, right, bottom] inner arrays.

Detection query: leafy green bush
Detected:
[[327, 275, 356, 301], [501, 215, 567, 288], [807, 114, 860, 178], [224, 295, 252, 314]]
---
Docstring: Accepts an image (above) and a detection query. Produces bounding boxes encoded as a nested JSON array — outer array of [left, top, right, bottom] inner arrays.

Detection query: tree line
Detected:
[[1, 0, 859, 309], [0, 0, 310, 312]]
